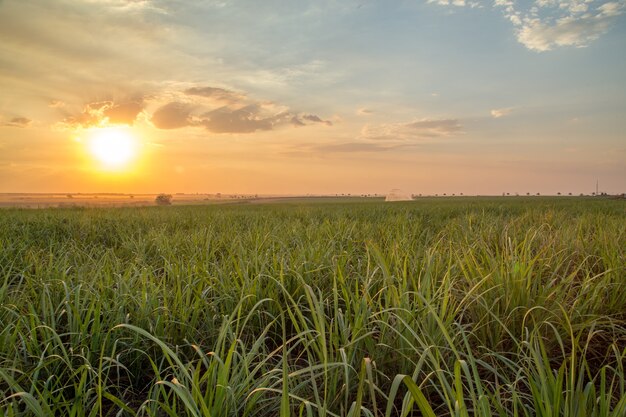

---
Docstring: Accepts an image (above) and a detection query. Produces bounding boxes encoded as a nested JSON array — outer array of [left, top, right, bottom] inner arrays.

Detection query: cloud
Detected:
[[61, 98, 145, 128], [284, 141, 402, 157], [516, 12, 621, 51], [151, 85, 332, 134], [301, 114, 333, 126], [357, 108, 374, 115], [151, 102, 195, 129], [198, 104, 283, 133], [362, 118, 462, 141], [2, 117, 32, 128], [291, 116, 306, 127], [491, 107, 514, 118], [184, 86, 246, 104], [314, 142, 398, 153], [430, 0, 625, 51], [103, 98, 145, 124]]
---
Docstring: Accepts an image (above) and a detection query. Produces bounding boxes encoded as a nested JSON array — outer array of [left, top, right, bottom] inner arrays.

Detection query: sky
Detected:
[[0, 0, 625, 195]]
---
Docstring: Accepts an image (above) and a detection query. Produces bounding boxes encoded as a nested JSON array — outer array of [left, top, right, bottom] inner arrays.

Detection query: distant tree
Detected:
[[130, 195, 134, 199], [526, 192, 530, 196], [568, 192, 572, 196], [557, 192, 561, 196], [66, 194, 73, 199], [155, 194, 173, 206]]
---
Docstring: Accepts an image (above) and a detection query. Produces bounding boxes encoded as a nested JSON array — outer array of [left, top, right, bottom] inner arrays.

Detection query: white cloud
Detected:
[[516, 13, 616, 51], [511, 0, 625, 51], [428, 0, 625, 51], [490, 107, 514, 118]]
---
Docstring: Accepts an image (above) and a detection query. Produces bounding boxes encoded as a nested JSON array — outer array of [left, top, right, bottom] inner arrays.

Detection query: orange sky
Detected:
[[1, 0, 625, 195]]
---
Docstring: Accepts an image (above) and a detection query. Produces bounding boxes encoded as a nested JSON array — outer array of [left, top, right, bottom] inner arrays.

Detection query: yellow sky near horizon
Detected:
[[1, 0, 625, 195]]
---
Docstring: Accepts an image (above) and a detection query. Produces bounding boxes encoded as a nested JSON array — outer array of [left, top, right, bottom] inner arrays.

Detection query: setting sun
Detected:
[[88, 127, 137, 169]]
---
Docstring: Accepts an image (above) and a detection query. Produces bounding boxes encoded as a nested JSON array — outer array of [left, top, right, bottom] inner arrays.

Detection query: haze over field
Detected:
[[0, 0, 625, 195]]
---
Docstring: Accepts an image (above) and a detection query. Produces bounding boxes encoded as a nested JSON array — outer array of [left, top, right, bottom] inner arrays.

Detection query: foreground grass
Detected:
[[1, 198, 625, 416]]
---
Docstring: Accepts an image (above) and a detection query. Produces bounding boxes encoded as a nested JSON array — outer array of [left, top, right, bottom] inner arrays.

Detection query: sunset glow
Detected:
[[0, 1, 624, 195]]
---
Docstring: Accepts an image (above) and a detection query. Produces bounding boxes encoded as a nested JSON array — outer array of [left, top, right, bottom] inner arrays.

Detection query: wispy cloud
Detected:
[[490, 107, 514, 118], [362, 118, 462, 141], [184, 87, 247, 104], [357, 108, 374, 115], [2, 117, 33, 128]]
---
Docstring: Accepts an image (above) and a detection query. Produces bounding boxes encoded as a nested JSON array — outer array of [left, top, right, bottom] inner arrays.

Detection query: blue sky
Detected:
[[0, 0, 624, 194]]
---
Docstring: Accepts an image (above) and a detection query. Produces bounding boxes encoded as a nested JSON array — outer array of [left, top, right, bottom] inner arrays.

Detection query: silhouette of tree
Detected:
[[155, 194, 173, 205]]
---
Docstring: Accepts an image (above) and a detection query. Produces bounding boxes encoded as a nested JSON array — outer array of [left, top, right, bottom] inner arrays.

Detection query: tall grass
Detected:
[[1, 198, 624, 416]]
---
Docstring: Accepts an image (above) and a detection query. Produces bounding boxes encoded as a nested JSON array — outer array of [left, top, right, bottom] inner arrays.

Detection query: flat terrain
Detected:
[[0, 193, 384, 208], [1, 198, 625, 416]]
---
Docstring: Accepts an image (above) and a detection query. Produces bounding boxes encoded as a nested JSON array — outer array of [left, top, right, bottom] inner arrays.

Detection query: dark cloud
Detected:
[[290, 113, 333, 127], [2, 117, 32, 128], [151, 102, 194, 129], [151, 86, 333, 134], [302, 114, 332, 126], [291, 116, 306, 127], [184, 86, 246, 103], [199, 105, 286, 133]]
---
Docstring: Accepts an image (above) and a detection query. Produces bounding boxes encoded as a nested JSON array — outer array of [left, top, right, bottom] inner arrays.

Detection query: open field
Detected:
[[0, 194, 388, 209], [1, 198, 625, 416]]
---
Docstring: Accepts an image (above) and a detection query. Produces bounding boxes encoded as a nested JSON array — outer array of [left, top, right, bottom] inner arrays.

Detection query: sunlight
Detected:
[[88, 127, 137, 169]]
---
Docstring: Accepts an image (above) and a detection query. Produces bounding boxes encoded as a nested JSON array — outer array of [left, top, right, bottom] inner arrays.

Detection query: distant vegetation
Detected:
[[0, 198, 625, 416], [155, 193, 173, 205]]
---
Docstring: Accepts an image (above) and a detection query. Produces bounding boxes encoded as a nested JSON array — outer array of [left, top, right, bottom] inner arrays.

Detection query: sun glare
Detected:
[[88, 127, 137, 169]]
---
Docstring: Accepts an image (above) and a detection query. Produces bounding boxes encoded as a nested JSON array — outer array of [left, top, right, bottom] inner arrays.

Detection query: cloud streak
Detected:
[[2, 117, 33, 128], [362, 118, 462, 141]]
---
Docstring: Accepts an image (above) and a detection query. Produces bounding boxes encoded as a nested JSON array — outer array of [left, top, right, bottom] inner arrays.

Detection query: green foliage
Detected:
[[155, 193, 173, 205], [0, 198, 624, 416]]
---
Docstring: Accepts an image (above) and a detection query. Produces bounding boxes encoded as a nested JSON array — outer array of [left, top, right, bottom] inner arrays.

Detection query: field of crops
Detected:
[[1, 198, 625, 416]]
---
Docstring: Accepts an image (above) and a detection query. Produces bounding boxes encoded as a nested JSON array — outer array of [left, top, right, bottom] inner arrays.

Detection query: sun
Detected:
[[88, 127, 137, 169]]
